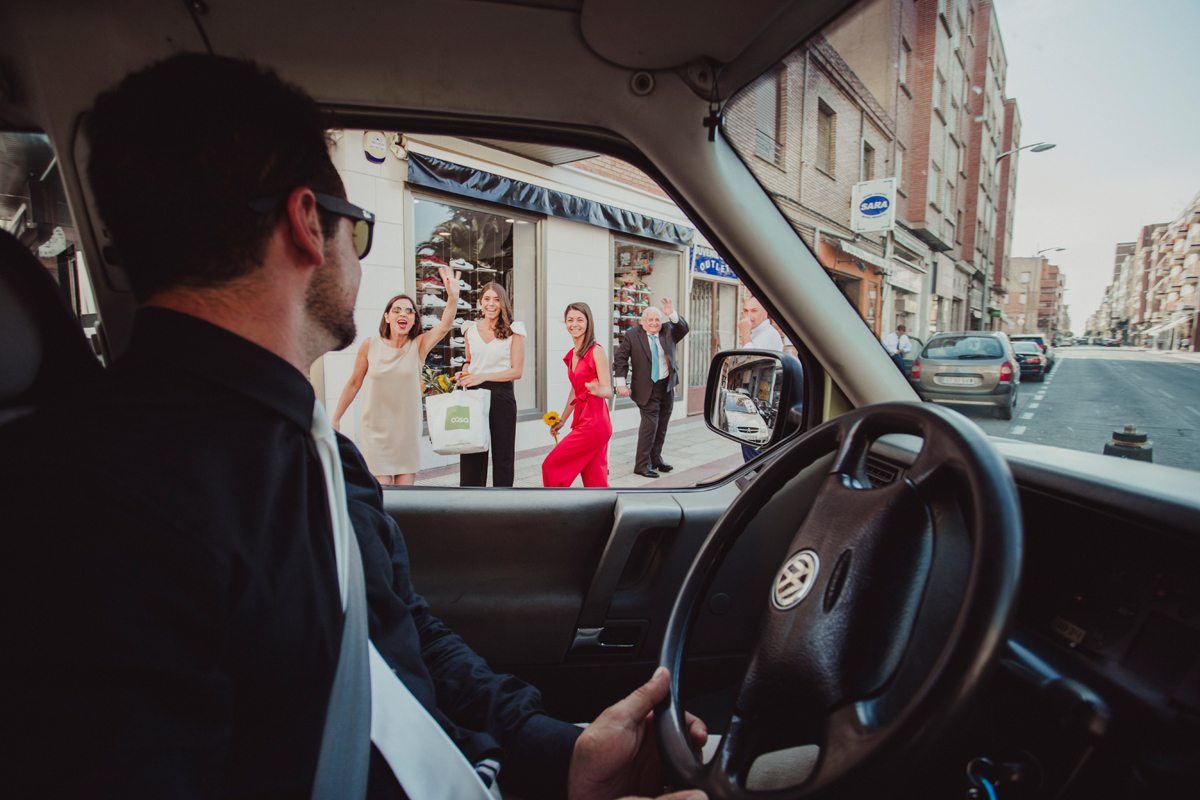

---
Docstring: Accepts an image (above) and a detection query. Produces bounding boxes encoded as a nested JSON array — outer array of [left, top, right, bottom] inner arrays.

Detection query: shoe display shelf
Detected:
[[613, 273, 650, 350]]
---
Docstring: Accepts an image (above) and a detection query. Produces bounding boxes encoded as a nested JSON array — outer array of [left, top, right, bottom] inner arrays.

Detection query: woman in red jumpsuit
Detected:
[[542, 302, 614, 487]]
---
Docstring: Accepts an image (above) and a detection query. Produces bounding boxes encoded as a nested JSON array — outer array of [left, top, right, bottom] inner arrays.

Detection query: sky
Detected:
[[996, 0, 1200, 330]]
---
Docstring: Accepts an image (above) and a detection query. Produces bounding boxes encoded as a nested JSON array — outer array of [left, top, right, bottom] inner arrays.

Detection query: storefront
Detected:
[[321, 131, 696, 474], [886, 262, 924, 334]]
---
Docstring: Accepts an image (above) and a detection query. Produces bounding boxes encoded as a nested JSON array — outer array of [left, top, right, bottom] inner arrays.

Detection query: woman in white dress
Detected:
[[455, 282, 525, 486], [332, 265, 460, 484]]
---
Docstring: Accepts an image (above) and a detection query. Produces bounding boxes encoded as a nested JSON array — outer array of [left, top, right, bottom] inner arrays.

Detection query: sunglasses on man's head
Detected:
[[250, 190, 375, 259]]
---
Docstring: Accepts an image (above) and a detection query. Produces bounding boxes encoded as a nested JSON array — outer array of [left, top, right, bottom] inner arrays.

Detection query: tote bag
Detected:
[[426, 388, 491, 455]]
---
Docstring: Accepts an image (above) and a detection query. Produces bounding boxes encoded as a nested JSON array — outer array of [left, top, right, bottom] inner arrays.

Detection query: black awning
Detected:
[[407, 152, 693, 247]]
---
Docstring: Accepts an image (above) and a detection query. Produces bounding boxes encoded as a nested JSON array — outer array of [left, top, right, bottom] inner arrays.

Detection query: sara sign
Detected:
[[851, 178, 896, 233]]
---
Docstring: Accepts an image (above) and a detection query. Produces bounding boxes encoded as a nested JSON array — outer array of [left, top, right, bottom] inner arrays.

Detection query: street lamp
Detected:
[[1036, 247, 1065, 256], [997, 142, 1056, 161], [981, 142, 1057, 330]]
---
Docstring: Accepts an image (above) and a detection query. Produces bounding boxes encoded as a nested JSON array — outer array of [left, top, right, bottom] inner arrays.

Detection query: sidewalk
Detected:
[[415, 414, 744, 488]]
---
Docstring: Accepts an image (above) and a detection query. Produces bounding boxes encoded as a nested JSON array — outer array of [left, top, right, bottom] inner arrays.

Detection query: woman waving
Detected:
[[542, 302, 613, 487], [331, 265, 460, 485]]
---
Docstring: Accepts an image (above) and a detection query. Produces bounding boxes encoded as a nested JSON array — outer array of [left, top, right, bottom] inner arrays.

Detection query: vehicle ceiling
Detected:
[[0, 0, 914, 407]]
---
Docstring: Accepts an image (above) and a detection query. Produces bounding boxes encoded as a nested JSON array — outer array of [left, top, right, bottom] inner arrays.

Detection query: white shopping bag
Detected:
[[425, 388, 491, 455]]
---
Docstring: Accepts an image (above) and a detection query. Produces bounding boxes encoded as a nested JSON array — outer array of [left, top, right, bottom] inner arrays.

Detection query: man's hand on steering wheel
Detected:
[[569, 667, 708, 800]]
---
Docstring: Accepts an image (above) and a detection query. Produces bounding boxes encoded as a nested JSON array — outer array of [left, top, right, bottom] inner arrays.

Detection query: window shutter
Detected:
[[817, 106, 833, 173], [755, 76, 777, 138]]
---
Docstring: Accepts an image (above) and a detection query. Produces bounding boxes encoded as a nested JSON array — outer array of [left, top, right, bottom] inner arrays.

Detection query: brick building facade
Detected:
[[717, 0, 1024, 340]]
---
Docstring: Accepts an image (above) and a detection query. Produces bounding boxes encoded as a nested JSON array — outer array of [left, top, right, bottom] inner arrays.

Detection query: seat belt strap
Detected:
[[311, 523, 371, 800]]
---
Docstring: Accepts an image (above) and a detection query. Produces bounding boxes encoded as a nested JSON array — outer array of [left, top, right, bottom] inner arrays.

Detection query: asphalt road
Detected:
[[951, 346, 1200, 473]]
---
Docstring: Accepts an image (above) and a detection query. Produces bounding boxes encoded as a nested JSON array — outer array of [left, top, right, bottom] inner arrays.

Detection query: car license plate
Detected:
[[939, 376, 977, 386]]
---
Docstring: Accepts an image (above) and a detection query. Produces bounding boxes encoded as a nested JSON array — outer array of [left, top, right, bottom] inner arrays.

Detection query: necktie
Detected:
[[310, 401, 492, 800], [650, 335, 661, 382]]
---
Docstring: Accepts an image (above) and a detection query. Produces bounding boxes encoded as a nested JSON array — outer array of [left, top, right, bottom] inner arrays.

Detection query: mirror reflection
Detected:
[[711, 354, 783, 446]]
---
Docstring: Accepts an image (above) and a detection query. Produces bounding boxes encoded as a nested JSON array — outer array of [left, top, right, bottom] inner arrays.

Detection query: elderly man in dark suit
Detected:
[[613, 299, 690, 478]]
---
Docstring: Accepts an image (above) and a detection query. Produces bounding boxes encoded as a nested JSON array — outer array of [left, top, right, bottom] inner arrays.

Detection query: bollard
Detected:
[[1103, 424, 1153, 462]]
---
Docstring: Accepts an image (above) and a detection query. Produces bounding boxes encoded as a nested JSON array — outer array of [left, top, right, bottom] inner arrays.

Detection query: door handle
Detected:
[[571, 494, 682, 653]]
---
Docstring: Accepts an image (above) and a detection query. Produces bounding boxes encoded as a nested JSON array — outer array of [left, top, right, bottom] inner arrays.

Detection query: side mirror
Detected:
[[705, 349, 804, 449]]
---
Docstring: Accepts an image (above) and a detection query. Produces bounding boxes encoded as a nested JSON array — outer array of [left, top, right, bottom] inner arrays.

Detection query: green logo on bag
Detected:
[[445, 405, 471, 431]]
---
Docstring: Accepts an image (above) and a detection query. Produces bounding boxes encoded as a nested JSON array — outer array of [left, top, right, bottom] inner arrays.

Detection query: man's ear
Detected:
[[283, 187, 326, 268]]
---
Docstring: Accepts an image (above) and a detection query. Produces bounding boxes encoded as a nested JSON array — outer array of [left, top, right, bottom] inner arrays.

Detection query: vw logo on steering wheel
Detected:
[[772, 550, 820, 610]]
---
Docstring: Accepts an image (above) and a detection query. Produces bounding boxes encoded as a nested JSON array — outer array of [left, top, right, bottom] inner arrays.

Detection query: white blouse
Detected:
[[462, 319, 527, 378]]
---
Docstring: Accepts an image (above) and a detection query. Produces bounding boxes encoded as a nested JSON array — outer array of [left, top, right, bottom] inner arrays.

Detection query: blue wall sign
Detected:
[[859, 194, 890, 217], [691, 246, 737, 280]]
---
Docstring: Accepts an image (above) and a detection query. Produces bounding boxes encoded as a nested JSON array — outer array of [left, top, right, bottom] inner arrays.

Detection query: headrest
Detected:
[[0, 229, 103, 410]]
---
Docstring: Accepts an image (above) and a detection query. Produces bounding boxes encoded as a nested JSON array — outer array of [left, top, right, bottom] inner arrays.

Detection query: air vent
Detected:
[[864, 457, 900, 488]]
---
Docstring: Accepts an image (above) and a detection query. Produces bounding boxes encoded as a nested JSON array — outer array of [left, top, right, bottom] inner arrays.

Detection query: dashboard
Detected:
[[870, 436, 1200, 798]]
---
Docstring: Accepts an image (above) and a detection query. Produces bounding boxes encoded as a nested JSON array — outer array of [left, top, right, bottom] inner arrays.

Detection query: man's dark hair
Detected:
[[896, 325, 906, 333], [87, 53, 343, 301]]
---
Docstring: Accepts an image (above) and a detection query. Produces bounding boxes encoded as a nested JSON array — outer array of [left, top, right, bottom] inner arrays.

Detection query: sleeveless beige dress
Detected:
[[359, 336, 422, 475]]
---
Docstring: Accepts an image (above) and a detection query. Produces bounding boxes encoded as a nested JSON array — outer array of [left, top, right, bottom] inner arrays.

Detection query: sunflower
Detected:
[[544, 411, 561, 443]]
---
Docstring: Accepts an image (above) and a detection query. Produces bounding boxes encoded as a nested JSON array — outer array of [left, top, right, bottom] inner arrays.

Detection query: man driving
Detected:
[[0, 54, 704, 800]]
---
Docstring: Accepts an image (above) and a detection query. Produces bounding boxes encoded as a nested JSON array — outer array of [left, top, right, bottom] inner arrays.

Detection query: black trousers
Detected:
[[460, 381, 516, 487], [635, 378, 673, 472]]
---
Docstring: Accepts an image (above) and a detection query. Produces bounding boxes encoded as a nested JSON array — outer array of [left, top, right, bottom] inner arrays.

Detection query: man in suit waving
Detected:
[[613, 299, 690, 479]]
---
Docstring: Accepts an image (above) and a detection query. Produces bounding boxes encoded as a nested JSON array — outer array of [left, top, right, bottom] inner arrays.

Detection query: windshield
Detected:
[[1011, 342, 1040, 354], [724, 0, 1199, 472]]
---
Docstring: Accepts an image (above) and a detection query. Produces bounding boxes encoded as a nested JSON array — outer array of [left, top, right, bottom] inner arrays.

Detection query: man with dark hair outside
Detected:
[[882, 324, 913, 373], [0, 53, 705, 800], [737, 295, 783, 462]]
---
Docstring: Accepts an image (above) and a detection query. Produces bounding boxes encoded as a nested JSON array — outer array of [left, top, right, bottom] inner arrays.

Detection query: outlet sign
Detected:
[[851, 178, 896, 233]]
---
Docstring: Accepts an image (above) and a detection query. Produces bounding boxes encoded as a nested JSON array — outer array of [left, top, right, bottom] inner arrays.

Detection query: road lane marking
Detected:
[[1187, 406, 1200, 418], [1029, 403, 1040, 408], [1021, 412, 1034, 419], [1010, 426, 1027, 435], [1160, 389, 1175, 399]]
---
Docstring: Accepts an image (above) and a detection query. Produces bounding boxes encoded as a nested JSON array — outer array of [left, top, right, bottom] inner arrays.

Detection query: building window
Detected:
[[894, 147, 905, 190], [1019, 293, 1027, 304], [956, 210, 963, 242], [414, 196, 539, 411], [755, 71, 783, 167], [935, 70, 947, 119], [861, 141, 875, 181], [929, 161, 942, 209], [817, 101, 835, 175], [899, 39, 911, 89], [945, 181, 956, 219]]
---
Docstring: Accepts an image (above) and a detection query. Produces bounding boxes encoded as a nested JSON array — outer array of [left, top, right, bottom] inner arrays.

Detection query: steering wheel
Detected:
[[655, 402, 1022, 799]]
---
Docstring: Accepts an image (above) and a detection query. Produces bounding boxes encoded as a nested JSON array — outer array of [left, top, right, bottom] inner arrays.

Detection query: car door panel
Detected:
[[384, 452, 835, 724]]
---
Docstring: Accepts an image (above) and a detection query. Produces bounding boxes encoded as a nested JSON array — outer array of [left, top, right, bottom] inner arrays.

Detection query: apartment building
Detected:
[[1004, 255, 1064, 336], [1089, 191, 1198, 350]]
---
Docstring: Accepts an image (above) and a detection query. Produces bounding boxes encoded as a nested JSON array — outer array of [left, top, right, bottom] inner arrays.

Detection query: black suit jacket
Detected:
[[612, 314, 689, 406]]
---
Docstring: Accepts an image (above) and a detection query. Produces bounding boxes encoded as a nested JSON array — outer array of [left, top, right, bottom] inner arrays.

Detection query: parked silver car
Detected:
[[910, 332, 1020, 420]]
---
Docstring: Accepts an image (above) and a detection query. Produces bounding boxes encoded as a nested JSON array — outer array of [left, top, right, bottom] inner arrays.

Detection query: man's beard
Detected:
[[304, 255, 356, 351]]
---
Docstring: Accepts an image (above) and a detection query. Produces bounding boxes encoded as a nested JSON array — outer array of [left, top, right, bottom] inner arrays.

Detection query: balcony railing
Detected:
[[755, 131, 784, 167]]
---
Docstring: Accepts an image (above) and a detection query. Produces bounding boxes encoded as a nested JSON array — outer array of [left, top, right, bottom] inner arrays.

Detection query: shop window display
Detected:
[[612, 239, 684, 398], [413, 197, 538, 409]]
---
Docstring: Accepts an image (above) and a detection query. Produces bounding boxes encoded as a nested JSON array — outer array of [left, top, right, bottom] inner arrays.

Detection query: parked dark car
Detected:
[[1011, 340, 1047, 381], [1009, 333, 1055, 370]]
